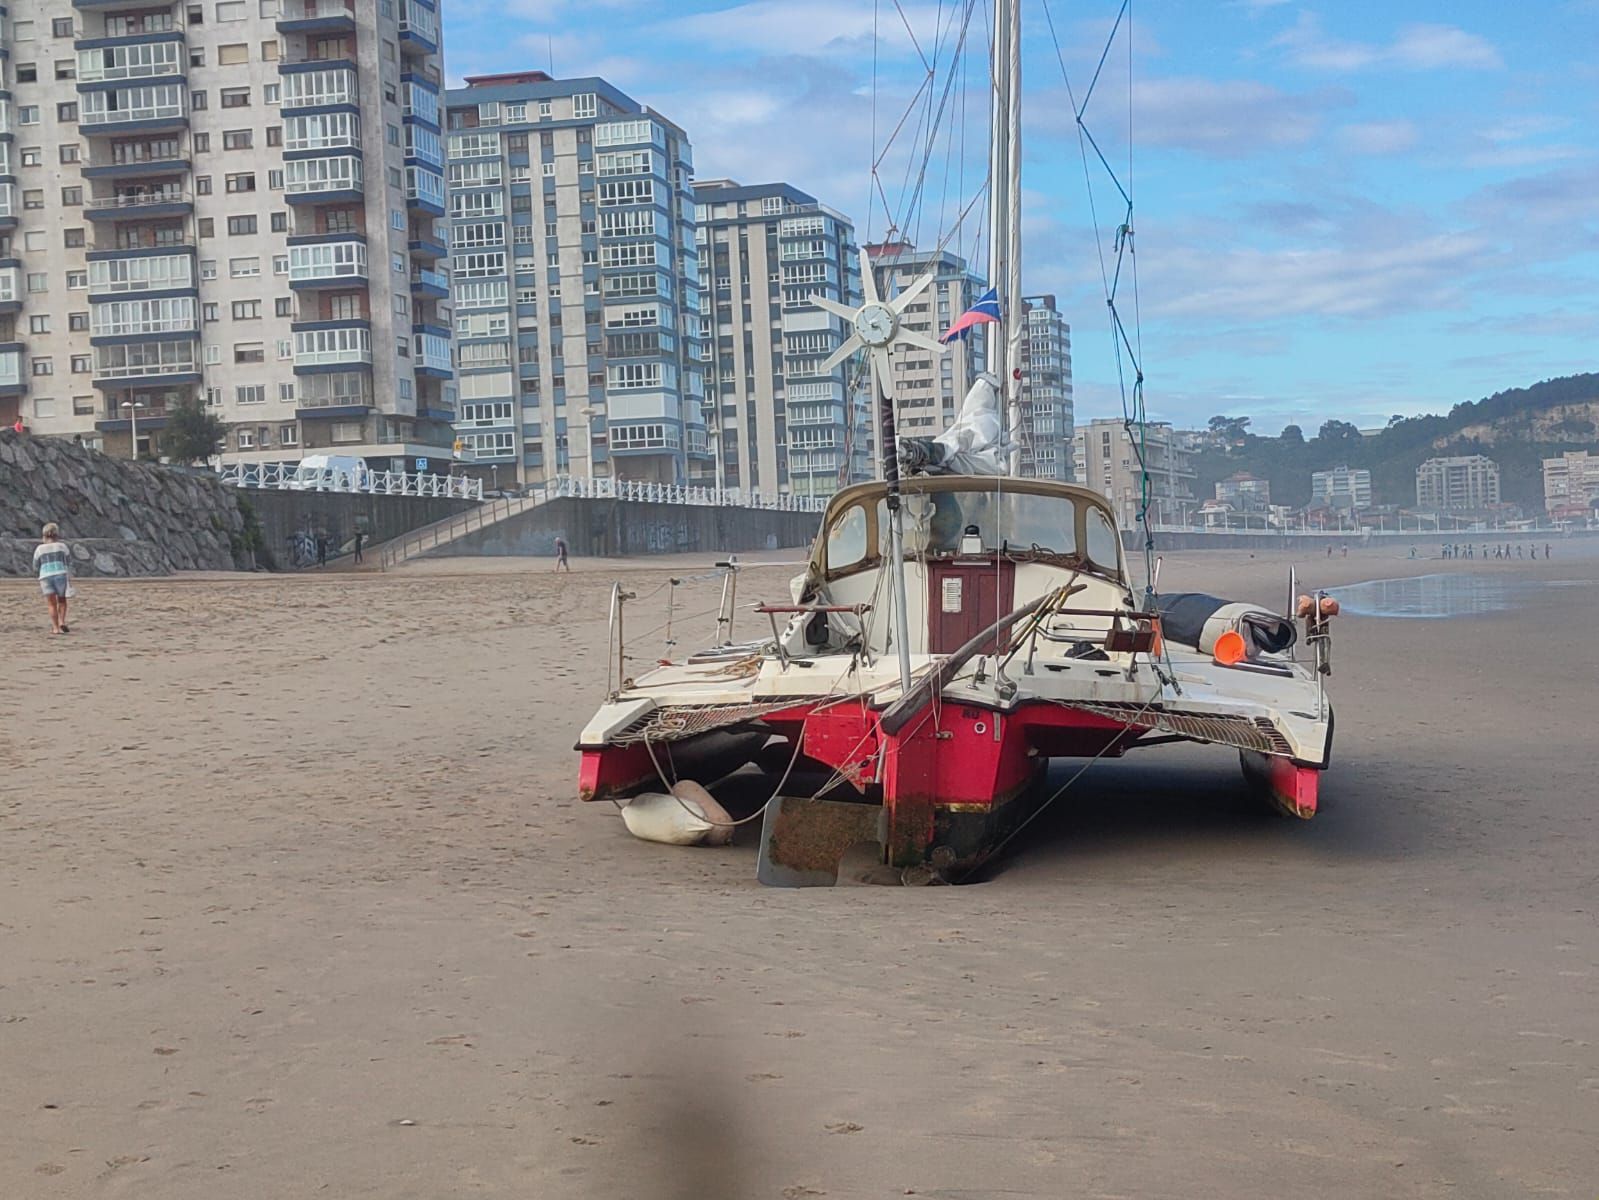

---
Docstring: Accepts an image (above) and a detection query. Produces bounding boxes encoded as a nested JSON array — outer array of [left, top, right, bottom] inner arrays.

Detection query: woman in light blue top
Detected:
[[34, 522, 71, 635]]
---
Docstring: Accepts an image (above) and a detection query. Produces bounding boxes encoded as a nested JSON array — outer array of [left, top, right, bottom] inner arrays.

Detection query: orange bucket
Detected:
[[1213, 629, 1248, 666]]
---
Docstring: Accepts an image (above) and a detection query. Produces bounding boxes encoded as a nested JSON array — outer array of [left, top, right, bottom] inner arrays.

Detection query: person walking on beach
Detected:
[[1546, 543, 1552, 559], [34, 522, 72, 635], [554, 535, 570, 573], [316, 532, 328, 568], [353, 529, 365, 564]]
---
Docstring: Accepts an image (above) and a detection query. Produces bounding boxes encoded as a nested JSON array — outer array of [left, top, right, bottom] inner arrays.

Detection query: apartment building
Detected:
[[1018, 293, 1072, 480], [692, 178, 870, 497], [1309, 465, 1372, 511], [1, 0, 454, 466], [1214, 471, 1271, 511], [443, 72, 704, 486], [1071, 418, 1197, 527], [1415, 454, 1500, 511], [865, 241, 985, 441], [1542, 449, 1599, 517]]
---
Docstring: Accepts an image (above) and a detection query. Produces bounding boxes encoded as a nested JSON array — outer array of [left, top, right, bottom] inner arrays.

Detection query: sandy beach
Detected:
[[3, 543, 1598, 1198]]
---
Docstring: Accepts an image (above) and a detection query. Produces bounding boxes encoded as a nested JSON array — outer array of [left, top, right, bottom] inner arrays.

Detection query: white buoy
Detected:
[[621, 781, 735, 847]]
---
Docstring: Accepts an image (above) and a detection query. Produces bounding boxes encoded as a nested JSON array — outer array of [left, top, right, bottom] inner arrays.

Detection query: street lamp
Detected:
[[120, 399, 147, 461]]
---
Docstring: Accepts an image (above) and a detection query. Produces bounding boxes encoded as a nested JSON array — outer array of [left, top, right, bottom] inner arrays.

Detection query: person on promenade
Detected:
[[34, 523, 72, 635], [554, 536, 570, 573]]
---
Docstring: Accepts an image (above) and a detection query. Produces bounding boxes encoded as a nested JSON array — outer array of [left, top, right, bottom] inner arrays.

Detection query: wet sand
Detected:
[[3, 544, 1597, 1198]]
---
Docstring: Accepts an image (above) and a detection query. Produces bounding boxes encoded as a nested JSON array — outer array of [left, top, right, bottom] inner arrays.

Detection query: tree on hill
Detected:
[[1207, 415, 1251, 442], [1280, 424, 1304, 444], [163, 397, 226, 465]]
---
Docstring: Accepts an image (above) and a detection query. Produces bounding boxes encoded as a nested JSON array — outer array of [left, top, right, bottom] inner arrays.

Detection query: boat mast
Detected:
[[987, 0, 1024, 474]]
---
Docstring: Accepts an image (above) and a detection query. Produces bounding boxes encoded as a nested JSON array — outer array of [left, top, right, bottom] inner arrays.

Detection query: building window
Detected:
[[573, 93, 597, 119], [191, 91, 208, 111], [234, 342, 264, 364], [16, 65, 37, 84], [57, 102, 78, 123], [69, 313, 89, 332], [268, 169, 284, 190], [198, 218, 215, 237], [194, 133, 210, 152], [221, 87, 250, 108], [218, 44, 249, 66], [59, 145, 81, 164], [63, 229, 85, 248], [21, 148, 41, 167], [237, 384, 266, 404], [270, 212, 287, 232], [266, 126, 282, 147], [53, 17, 75, 37], [26, 273, 48, 293], [61, 186, 82, 206], [203, 302, 219, 322], [226, 173, 257, 194], [232, 300, 261, 320], [272, 255, 289, 275], [29, 315, 50, 335], [190, 47, 206, 67], [275, 297, 294, 317], [216, 0, 247, 20], [67, 270, 88, 289], [264, 83, 280, 105], [279, 382, 296, 402], [223, 130, 253, 150], [32, 358, 54, 376], [71, 355, 92, 374], [196, 176, 213, 196], [229, 257, 261, 277], [55, 60, 76, 81]]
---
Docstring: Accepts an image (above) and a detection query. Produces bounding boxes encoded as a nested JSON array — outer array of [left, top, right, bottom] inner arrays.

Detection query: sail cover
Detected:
[[899, 372, 1017, 477]]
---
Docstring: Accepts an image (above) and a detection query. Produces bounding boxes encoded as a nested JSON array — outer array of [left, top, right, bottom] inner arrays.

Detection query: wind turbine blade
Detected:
[[895, 328, 948, 356], [890, 268, 936, 312], [819, 335, 863, 372], [871, 349, 896, 408], [810, 294, 858, 322], [858, 246, 880, 305]]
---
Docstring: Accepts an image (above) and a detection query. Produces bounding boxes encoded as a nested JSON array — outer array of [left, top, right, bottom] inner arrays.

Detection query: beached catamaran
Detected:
[[576, 0, 1337, 884]]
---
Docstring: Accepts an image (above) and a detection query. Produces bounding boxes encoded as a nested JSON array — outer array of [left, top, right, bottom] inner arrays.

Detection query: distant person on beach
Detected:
[[316, 533, 328, 568], [353, 530, 365, 564], [34, 523, 71, 635], [1341, 544, 1348, 558], [554, 536, 570, 572], [1517, 544, 1524, 559], [1410, 546, 1418, 559], [1326, 544, 1333, 558], [1546, 543, 1552, 559]]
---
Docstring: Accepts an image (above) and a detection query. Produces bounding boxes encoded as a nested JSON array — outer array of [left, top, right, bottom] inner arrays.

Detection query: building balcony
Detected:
[[292, 320, 372, 370], [73, 0, 169, 10], [408, 229, 448, 261], [0, 265, 22, 314], [84, 187, 192, 223], [0, 347, 24, 396], [83, 150, 190, 181], [405, 165, 445, 216], [412, 326, 452, 377], [287, 237, 368, 289], [409, 267, 448, 299], [276, 0, 357, 35], [75, 32, 186, 84], [0, 184, 16, 231], [283, 155, 364, 204], [79, 86, 188, 136], [91, 338, 200, 386], [87, 248, 194, 297], [398, 0, 440, 56], [278, 62, 359, 110]]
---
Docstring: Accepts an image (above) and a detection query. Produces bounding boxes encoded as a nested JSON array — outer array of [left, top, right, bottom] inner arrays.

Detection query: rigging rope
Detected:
[[1041, 0, 1158, 605]]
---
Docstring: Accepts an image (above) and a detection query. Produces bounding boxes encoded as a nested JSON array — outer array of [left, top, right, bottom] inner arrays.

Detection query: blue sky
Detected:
[[443, 1, 1599, 433]]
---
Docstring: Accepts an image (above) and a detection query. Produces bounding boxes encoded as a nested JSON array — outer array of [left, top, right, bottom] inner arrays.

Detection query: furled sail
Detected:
[[899, 372, 1017, 477]]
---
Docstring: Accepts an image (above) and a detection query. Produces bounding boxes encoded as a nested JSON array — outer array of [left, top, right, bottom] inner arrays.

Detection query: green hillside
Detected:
[[1195, 373, 1599, 511]]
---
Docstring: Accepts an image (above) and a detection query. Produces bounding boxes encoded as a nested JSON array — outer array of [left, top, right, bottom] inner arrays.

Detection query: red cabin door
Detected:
[[927, 559, 1015, 653]]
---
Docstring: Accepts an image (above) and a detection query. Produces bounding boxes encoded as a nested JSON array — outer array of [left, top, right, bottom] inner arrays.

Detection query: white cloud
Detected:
[[1336, 119, 1418, 156], [1273, 14, 1502, 72], [1147, 232, 1493, 321], [651, 0, 942, 58], [1126, 77, 1342, 156]]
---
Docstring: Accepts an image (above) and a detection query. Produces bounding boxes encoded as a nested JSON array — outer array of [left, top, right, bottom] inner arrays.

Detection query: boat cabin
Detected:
[[792, 476, 1137, 659]]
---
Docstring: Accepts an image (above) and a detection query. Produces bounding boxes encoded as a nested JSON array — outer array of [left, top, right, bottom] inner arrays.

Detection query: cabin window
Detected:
[[825, 504, 869, 570], [1086, 507, 1119, 570]]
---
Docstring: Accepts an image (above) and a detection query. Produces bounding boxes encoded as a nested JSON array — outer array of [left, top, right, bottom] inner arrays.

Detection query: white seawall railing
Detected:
[[219, 462, 484, 501]]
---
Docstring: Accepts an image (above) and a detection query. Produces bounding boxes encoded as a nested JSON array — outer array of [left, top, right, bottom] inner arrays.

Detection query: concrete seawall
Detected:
[[426, 497, 821, 559], [244, 489, 477, 568]]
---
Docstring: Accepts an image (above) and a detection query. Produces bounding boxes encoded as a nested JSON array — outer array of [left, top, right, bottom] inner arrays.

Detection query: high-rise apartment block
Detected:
[[693, 178, 870, 496], [444, 72, 704, 485], [1415, 454, 1499, 511], [1, 0, 454, 465], [1309, 465, 1372, 511], [1018, 293, 1072, 480], [1543, 449, 1599, 517], [866, 241, 985, 441], [1072, 418, 1197, 527]]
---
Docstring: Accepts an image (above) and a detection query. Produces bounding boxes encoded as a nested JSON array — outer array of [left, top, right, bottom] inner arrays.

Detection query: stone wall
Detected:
[[428, 497, 821, 560], [1, 431, 246, 577]]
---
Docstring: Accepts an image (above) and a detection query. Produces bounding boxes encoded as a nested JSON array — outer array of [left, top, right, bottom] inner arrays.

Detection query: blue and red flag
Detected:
[[939, 287, 1002, 343]]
